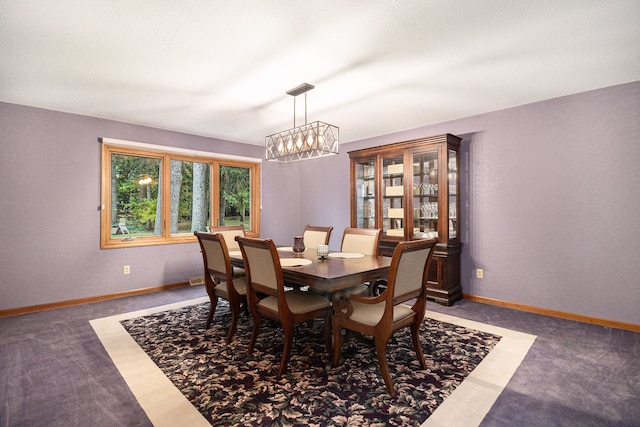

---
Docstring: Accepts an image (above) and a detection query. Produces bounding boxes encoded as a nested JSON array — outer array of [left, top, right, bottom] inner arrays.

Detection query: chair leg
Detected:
[[278, 323, 294, 377], [411, 321, 427, 369], [375, 338, 395, 394], [331, 320, 342, 367], [247, 314, 261, 354], [206, 296, 218, 328], [323, 314, 332, 355], [226, 303, 240, 344]]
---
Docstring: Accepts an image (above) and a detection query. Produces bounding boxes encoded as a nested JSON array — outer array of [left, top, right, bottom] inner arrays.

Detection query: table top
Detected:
[[229, 247, 391, 294]]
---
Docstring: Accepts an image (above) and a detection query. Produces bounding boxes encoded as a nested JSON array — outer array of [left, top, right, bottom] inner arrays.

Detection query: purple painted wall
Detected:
[[2, 81, 639, 325], [268, 81, 640, 324], [0, 103, 263, 310]]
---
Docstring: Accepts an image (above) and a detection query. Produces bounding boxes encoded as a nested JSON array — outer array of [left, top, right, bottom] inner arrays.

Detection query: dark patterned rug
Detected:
[[120, 302, 501, 426]]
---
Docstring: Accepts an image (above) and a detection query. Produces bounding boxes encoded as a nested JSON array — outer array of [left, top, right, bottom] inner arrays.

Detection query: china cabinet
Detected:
[[349, 133, 462, 305]]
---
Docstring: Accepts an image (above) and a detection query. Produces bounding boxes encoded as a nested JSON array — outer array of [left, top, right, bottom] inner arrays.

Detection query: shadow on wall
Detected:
[[457, 131, 484, 295]]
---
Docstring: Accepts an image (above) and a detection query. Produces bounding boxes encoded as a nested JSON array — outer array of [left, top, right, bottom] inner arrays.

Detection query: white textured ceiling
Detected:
[[1, 0, 639, 146]]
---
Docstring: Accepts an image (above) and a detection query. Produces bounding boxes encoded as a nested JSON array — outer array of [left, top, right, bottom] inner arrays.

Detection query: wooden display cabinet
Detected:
[[349, 133, 462, 305]]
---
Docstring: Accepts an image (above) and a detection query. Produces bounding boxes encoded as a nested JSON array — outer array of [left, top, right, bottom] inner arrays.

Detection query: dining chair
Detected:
[[340, 227, 380, 255], [209, 225, 246, 276], [236, 236, 333, 377], [340, 227, 381, 295], [194, 231, 247, 343], [303, 224, 333, 249], [331, 237, 438, 394], [208, 225, 245, 251]]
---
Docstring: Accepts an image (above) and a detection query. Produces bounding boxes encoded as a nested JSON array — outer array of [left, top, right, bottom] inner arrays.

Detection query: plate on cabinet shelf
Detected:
[[388, 208, 404, 218], [387, 164, 403, 174], [385, 186, 403, 196]]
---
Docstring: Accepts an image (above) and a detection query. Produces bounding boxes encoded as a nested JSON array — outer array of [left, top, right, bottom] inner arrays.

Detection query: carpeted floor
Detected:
[[2, 286, 637, 426], [90, 296, 535, 426]]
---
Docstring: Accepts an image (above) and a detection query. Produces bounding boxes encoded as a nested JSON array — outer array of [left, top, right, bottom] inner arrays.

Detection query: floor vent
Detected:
[[189, 276, 205, 286]]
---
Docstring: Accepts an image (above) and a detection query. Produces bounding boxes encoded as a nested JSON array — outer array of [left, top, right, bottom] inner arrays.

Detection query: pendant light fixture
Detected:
[[265, 83, 339, 162]]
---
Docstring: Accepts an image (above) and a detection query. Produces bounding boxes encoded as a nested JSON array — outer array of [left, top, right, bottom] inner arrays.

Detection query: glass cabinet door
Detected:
[[349, 133, 462, 306], [354, 159, 376, 229], [412, 151, 439, 239], [382, 155, 404, 237], [448, 148, 458, 240]]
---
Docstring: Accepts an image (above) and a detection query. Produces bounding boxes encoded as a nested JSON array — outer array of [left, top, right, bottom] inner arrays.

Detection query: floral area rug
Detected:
[[120, 302, 501, 426]]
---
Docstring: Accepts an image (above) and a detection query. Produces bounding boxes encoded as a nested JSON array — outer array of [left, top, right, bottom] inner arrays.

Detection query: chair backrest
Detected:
[[236, 236, 283, 297], [194, 231, 233, 283], [340, 227, 381, 255], [303, 225, 333, 248], [209, 225, 245, 251], [386, 238, 438, 304]]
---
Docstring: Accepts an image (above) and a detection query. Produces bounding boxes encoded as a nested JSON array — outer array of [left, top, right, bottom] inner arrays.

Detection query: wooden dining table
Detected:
[[229, 247, 391, 295]]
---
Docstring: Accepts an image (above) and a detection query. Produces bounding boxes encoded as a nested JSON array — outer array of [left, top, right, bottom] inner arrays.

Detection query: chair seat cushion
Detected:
[[259, 290, 331, 314], [232, 267, 246, 277], [349, 301, 414, 326], [232, 277, 247, 295]]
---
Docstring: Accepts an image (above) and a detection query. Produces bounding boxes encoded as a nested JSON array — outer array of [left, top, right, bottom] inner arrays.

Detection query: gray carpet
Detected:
[[425, 301, 640, 426], [1, 285, 638, 426]]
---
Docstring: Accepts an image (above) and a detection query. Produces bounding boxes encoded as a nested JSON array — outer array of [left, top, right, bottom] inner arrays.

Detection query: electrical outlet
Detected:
[[476, 268, 483, 279], [123, 265, 130, 275]]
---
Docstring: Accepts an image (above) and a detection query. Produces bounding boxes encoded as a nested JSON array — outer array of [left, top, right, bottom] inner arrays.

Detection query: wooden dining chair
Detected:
[[209, 225, 246, 275], [208, 225, 245, 251], [331, 237, 438, 394], [236, 236, 333, 377], [340, 227, 381, 255], [339, 227, 381, 295], [194, 231, 247, 343], [303, 224, 333, 248]]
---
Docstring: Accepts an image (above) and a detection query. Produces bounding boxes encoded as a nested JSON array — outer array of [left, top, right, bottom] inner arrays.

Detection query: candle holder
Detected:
[[292, 236, 305, 256], [317, 244, 329, 260]]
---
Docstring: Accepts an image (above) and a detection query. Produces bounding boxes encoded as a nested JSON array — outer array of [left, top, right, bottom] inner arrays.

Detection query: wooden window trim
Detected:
[[100, 143, 260, 249]]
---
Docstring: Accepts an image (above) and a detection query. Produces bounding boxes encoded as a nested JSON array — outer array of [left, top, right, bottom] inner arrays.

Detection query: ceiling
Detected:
[[1, 1, 639, 146]]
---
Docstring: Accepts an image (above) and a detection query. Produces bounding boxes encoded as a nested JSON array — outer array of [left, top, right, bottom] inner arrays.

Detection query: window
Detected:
[[101, 143, 260, 248]]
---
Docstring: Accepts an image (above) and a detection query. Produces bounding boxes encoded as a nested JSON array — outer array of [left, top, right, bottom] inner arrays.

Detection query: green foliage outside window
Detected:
[[102, 143, 259, 248]]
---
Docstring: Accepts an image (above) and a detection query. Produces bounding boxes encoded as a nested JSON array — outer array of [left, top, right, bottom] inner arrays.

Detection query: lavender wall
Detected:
[[263, 81, 640, 325], [0, 103, 263, 310], [2, 81, 639, 325]]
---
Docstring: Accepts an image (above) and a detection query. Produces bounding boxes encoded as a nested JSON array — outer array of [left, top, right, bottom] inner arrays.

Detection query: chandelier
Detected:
[[265, 83, 339, 162]]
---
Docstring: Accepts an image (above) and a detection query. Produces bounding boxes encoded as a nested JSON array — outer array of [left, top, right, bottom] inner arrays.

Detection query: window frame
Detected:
[[100, 143, 260, 249]]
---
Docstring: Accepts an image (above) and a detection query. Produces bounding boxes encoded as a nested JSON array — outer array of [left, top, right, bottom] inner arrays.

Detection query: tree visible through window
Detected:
[[219, 165, 251, 229], [101, 143, 260, 248], [170, 159, 211, 234], [111, 153, 162, 237]]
